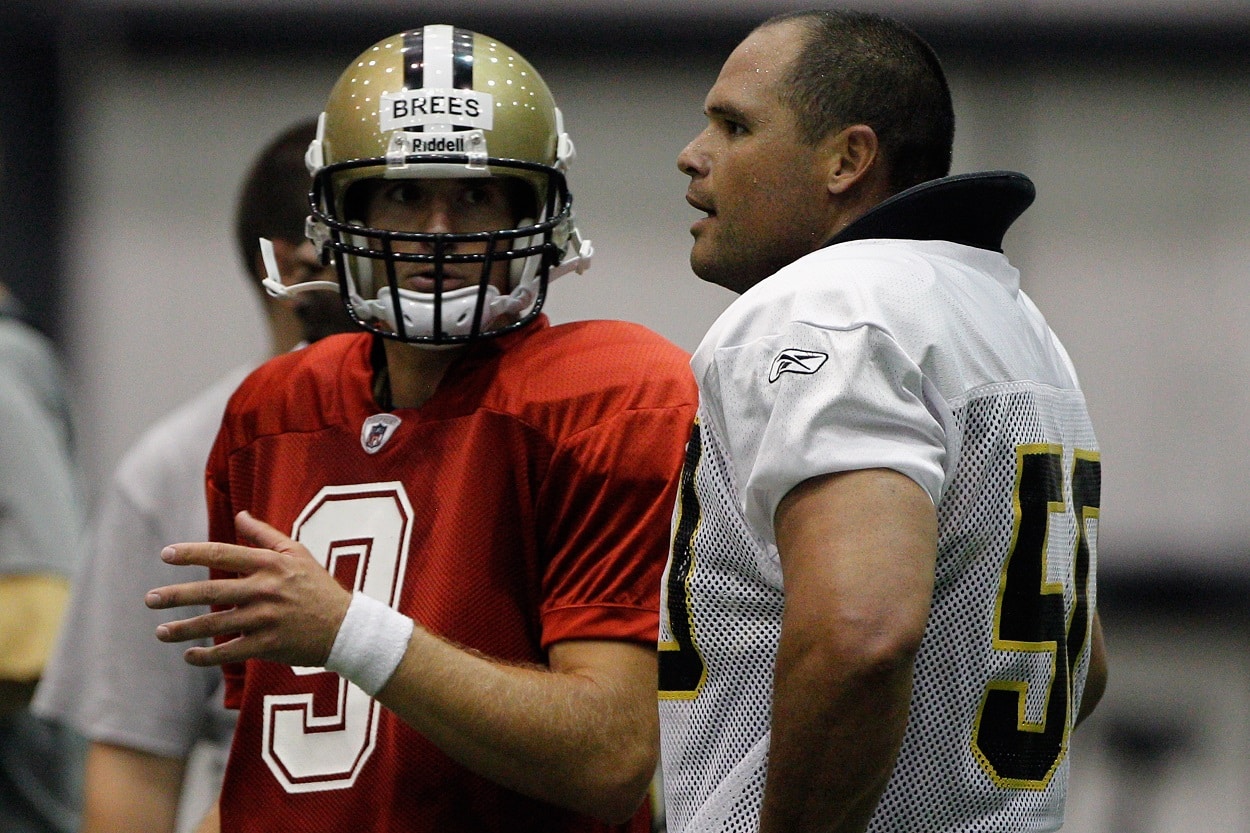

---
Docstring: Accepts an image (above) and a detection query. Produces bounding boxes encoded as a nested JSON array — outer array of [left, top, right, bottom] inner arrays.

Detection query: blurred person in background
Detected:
[[32, 118, 355, 833], [0, 278, 87, 833]]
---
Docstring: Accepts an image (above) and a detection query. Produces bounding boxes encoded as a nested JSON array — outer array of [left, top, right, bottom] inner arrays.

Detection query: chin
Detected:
[[689, 258, 744, 295]]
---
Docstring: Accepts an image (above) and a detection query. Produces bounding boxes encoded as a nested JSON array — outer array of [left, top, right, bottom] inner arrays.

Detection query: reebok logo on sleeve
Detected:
[[768, 349, 828, 383]]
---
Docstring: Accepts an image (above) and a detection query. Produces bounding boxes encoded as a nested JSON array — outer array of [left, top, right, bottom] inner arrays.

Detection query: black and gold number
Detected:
[[658, 421, 707, 699], [972, 444, 1100, 789]]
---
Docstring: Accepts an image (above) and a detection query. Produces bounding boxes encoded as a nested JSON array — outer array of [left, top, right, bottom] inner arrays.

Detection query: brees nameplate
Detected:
[[380, 88, 494, 131]]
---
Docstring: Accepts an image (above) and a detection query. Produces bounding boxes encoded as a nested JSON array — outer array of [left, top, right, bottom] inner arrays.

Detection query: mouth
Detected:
[[685, 191, 715, 216], [686, 192, 715, 235], [397, 270, 485, 294]]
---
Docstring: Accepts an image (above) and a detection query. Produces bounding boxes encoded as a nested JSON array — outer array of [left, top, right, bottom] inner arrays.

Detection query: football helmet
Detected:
[[269, 25, 592, 345]]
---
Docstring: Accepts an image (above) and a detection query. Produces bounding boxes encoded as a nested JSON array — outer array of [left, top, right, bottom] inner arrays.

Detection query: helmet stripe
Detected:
[[401, 28, 424, 94], [422, 25, 454, 91], [451, 27, 474, 91], [404, 25, 476, 134]]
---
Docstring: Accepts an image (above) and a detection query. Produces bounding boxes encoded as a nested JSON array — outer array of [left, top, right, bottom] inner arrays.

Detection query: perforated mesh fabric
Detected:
[[207, 322, 695, 833], [659, 239, 1099, 833], [662, 387, 1096, 833]]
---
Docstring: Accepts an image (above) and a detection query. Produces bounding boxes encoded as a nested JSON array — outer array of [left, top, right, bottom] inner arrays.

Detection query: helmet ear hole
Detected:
[[502, 177, 541, 225], [342, 180, 376, 226]]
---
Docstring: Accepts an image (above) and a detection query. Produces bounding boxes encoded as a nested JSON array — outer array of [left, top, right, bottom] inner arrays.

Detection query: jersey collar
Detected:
[[826, 171, 1035, 253]]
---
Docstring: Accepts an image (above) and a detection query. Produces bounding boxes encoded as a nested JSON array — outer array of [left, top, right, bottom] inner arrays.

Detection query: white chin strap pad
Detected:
[[260, 237, 339, 298], [357, 284, 509, 339]]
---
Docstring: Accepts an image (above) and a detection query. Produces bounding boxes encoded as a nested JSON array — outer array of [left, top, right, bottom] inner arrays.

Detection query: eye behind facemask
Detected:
[[306, 156, 589, 346], [328, 223, 551, 345]]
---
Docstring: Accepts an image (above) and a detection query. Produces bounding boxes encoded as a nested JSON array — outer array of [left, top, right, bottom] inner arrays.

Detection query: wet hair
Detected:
[[761, 9, 955, 190], [233, 118, 318, 283]]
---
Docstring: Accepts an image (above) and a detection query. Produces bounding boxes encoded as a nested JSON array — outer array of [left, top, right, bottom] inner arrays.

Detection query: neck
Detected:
[[266, 303, 305, 356], [376, 338, 462, 410]]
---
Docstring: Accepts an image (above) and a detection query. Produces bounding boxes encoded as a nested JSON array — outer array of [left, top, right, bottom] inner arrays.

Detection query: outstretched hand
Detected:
[[145, 510, 352, 669]]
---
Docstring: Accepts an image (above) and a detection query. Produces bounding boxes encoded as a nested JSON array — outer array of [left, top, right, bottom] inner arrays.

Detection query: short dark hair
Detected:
[[233, 118, 318, 283], [762, 9, 955, 190]]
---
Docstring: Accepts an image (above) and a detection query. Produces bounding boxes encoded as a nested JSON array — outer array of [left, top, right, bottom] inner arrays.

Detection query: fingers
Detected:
[[148, 511, 347, 669], [181, 640, 238, 668], [160, 512, 313, 574], [158, 539, 273, 575], [235, 510, 301, 555], [145, 575, 252, 612], [153, 603, 306, 667], [153, 606, 238, 644], [181, 636, 267, 668]]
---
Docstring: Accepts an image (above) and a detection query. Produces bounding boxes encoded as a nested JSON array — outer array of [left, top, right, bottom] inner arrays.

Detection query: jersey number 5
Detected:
[[261, 483, 414, 793], [972, 445, 1099, 789]]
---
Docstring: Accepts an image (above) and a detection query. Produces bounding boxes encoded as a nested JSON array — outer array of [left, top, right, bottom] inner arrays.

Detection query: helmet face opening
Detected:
[[311, 156, 570, 344], [300, 25, 589, 347]]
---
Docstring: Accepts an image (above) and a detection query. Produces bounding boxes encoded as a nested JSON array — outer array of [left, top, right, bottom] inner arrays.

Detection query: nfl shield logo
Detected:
[[360, 413, 402, 454]]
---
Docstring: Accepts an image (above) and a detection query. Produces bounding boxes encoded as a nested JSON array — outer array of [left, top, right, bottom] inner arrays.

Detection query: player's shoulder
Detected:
[[728, 239, 997, 339], [0, 318, 64, 411], [776, 239, 954, 302], [236, 332, 367, 391], [539, 318, 689, 361], [0, 315, 55, 366], [233, 332, 369, 400], [223, 332, 372, 436], [515, 319, 691, 386], [485, 318, 696, 420]]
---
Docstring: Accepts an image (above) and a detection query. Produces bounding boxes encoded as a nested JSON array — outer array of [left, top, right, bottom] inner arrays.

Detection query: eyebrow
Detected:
[[705, 102, 753, 125]]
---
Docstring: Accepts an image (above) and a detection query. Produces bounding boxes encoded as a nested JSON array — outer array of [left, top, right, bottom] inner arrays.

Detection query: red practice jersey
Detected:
[[207, 317, 696, 833]]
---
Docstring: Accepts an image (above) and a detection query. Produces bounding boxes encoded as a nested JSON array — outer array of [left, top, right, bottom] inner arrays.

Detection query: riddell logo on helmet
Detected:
[[380, 88, 494, 131], [387, 130, 488, 160], [405, 135, 471, 153]]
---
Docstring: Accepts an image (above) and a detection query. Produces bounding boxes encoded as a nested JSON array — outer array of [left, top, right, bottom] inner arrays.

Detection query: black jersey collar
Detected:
[[825, 170, 1035, 253]]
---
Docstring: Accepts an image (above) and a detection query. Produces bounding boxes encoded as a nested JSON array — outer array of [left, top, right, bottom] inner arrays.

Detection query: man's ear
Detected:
[[825, 124, 881, 196]]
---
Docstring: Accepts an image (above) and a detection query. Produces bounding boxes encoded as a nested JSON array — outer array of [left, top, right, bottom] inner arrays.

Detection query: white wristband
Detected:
[[323, 591, 414, 696]]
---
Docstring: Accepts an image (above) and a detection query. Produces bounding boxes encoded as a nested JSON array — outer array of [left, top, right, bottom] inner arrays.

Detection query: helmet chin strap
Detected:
[[269, 205, 586, 343], [259, 238, 339, 299], [550, 226, 594, 280], [357, 282, 530, 341]]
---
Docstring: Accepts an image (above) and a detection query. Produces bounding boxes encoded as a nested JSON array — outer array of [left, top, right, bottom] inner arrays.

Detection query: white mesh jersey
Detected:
[[658, 238, 1100, 833]]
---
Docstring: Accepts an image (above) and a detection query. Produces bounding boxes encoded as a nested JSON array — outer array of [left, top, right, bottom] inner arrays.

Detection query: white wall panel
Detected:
[[64, 41, 1250, 574]]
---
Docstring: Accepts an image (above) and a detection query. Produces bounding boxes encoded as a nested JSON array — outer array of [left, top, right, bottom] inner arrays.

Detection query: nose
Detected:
[[389, 199, 457, 256], [677, 130, 708, 178], [419, 199, 455, 235]]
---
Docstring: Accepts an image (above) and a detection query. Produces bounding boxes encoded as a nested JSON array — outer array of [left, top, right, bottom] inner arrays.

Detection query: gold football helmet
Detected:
[[276, 25, 591, 345]]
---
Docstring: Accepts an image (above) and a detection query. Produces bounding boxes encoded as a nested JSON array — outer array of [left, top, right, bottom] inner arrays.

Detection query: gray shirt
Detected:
[[33, 366, 250, 832], [0, 308, 82, 576], [0, 304, 87, 833]]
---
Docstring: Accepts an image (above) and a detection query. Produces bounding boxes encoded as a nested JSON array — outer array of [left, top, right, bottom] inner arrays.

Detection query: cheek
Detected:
[[748, 162, 826, 230], [722, 174, 801, 235], [722, 151, 802, 215], [365, 203, 410, 232], [487, 260, 507, 291]]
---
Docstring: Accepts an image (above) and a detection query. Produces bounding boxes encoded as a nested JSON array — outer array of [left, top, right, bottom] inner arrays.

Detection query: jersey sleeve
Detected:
[[536, 402, 693, 650], [705, 319, 948, 547]]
